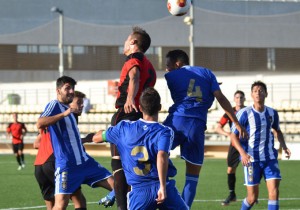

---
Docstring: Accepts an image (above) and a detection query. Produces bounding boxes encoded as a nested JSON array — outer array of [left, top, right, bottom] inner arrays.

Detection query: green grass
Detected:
[[0, 154, 299, 210]]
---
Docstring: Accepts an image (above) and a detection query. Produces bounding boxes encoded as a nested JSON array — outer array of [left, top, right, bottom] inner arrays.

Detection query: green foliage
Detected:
[[0, 154, 299, 210]]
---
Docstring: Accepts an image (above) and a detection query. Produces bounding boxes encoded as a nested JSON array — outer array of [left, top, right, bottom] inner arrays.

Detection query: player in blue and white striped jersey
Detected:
[[37, 76, 114, 210], [231, 81, 291, 210]]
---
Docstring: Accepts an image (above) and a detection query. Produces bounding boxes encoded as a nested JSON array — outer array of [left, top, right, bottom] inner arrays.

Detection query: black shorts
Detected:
[[12, 143, 24, 153], [110, 107, 143, 156], [227, 143, 240, 168], [34, 155, 55, 201]]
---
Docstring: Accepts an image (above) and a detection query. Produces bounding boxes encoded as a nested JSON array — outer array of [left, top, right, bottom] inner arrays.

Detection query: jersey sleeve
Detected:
[[105, 121, 125, 145], [209, 70, 221, 92], [218, 114, 229, 126], [40, 100, 60, 117], [272, 109, 280, 131], [157, 127, 174, 153]]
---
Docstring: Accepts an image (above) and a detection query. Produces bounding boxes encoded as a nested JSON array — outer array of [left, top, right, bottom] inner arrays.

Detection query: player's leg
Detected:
[[34, 164, 55, 210], [240, 162, 261, 210], [182, 161, 201, 208], [222, 144, 240, 205], [18, 143, 25, 167], [12, 144, 22, 170], [264, 159, 281, 210], [241, 185, 259, 210], [179, 117, 205, 208], [70, 189, 87, 210], [266, 179, 280, 210], [53, 194, 71, 210], [111, 148, 128, 210]]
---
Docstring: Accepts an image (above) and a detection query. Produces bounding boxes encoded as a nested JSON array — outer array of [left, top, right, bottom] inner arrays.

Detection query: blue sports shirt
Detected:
[[40, 100, 89, 169], [165, 65, 220, 122], [105, 119, 177, 187], [231, 105, 280, 162]]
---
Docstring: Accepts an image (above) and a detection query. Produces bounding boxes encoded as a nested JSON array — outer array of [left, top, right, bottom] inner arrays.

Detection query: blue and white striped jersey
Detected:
[[40, 100, 89, 169], [232, 105, 280, 162]]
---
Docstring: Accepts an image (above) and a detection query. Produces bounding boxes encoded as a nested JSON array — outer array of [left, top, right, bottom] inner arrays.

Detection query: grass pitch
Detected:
[[0, 154, 299, 210]]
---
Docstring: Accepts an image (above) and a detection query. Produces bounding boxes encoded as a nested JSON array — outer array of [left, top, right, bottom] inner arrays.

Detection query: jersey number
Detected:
[[131, 146, 151, 176], [187, 79, 202, 102]]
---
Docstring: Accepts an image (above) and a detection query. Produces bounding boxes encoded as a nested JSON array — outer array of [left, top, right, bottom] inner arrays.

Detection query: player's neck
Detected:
[[143, 114, 158, 122], [253, 102, 265, 112]]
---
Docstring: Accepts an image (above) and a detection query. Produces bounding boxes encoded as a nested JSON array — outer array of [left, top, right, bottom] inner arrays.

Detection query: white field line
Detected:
[[0, 198, 299, 210]]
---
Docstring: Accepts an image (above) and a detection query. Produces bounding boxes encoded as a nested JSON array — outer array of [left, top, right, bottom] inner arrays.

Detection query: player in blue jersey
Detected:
[[85, 87, 189, 210], [163, 49, 248, 208], [36, 76, 114, 210], [230, 81, 291, 210]]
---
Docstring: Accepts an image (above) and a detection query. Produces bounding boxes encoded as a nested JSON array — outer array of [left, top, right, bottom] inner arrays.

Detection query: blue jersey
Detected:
[[40, 100, 90, 169], [232, 105, 280, 162], [165, 65, 220, 122], [105, 119, 177, 187]]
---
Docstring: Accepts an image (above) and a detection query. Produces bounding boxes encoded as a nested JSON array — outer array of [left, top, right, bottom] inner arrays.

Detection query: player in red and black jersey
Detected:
[[6, 113, 27, 170], [108, 26, 156, 210], [215, 90, 246, 206]]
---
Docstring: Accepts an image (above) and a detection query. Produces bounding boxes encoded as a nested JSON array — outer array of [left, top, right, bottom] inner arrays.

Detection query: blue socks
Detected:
[[182, 174, 199, 208], [268, 200, 279, 210], [241, 198, 252, 210]]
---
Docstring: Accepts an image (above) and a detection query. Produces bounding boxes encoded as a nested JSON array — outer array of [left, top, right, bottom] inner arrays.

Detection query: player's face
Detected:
[[12, 113, 18, 122], [69, 97, 84, 116], [57, 83, 75, 105], [165, 57, 177, 72], [234, 93, 245, 107], [123, 34, 134, 56], [251, 85, 267, 103]]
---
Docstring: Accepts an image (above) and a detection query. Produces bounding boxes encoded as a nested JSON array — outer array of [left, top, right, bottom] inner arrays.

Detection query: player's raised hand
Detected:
[[124, 99, 138, 113]]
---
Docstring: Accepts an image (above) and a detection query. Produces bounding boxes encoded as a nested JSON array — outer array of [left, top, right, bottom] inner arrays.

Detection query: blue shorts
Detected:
[[164, 114, 206, 165], [55, 158, 112, 194], [243, 159, 281, 186], [128, 179, 188, 210]]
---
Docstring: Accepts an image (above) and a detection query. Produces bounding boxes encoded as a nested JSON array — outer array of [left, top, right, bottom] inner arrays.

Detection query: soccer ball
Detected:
[[167, 0, 191, 16]]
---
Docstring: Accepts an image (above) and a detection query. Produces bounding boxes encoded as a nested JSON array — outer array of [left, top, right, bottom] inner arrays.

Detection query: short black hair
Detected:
[[139, 87, 161, 116], [166, 49, 189, 65], [251, 81, 267, 93], [56, 76, 77, 89], [132, 26, 151, 53], [234, 90, 245, 97]]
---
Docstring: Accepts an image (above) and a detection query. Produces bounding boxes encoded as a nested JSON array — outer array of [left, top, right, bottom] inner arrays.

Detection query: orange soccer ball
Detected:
[[167, 0, 191, 16]]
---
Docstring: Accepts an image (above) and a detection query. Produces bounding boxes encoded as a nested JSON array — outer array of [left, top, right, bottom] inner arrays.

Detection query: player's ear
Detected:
[[139, 105, 143, 112]]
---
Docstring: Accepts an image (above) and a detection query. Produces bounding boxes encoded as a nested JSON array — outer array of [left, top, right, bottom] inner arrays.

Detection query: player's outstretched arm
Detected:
[[156, 150, 168, 204], [91, 130, 106, 143], [230, 133, 250, 166]]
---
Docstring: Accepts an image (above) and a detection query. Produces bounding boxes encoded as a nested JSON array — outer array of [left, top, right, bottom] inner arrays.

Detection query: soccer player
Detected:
[[34, 91, 94, 210], [108, 26, 156, 210], [6, 112, 27, 170], [163, 49, 248, 208], [215, 90, 246, 206], [86, 87, 188, 210], [230, 81, 291, 210], [36, 76, 114, 210]]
